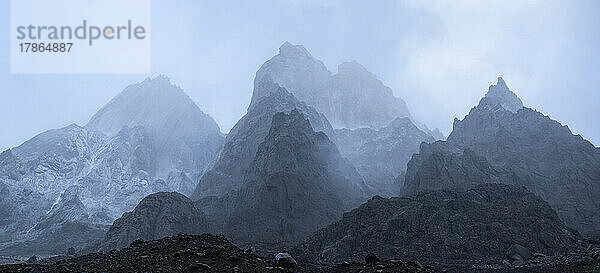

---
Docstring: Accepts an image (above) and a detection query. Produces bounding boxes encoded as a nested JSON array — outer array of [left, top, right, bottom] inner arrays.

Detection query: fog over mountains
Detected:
[[253, 42, 442, 139], [0, 77, 224, 255], [1, 43, 599, 272]]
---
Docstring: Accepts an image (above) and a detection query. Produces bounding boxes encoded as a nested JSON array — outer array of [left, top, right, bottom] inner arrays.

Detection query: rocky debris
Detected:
[[365, 253, 381, 264], [294, 184, 582, 265], [100, 192, 212, 250], [25, 256, 37, 264], [0, 233, 282, 273], [192, 77, 335, 199], [512, 247, 600, 272], [307, 259, 439, 273], [66, 248, 75, 256], [504, 244, 533, 266], [335, 117, 434, 196], [473, 247, 600, 272], [276, 253, 297, 269], [583, 230, 600, 244], [0, 233, 443, 273], [403, 77, 600, 232]]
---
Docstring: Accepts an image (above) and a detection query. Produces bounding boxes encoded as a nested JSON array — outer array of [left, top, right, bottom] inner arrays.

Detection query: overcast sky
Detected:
[[1, 0, 599, 151]]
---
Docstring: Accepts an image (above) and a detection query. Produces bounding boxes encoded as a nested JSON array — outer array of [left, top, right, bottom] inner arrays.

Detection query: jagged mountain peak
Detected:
[[278, 41, 313, 58], [253, 42, 420, 130], [337, 61, 375, 79], [192, 77, 336, 199], [87, 75, 220, 138], [251, 43, 330, 108], [407, 78, 600, 232], [224, 109, 365, 244], [479, 76, 524, 113]]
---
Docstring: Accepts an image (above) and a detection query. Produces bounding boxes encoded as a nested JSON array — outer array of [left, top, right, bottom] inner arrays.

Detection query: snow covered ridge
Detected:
[[0, 76, 224, 255]]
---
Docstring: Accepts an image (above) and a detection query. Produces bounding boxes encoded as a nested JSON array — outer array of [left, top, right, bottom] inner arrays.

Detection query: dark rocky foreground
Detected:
[[0, 233, 438, 273], [2, 233, 599, 273]]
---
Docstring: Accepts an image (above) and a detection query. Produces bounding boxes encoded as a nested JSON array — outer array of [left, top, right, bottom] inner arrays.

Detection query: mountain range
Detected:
[[253, 42, 442, 139], [1, 42, 598, 272]]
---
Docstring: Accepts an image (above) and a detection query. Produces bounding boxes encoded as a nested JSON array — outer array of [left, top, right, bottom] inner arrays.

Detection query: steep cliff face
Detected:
[[192, 78, 335, 199], [252, 42, 432, 133], [224, 110, 365, 246], [295, 183, 582, 264], [404, 77, 600, 232], [335, 117, 434, 196], [404, 144, 527, 195], [251, 42, 331, 112], [0, 185, 106, 256], [87, 75, 224, 193]]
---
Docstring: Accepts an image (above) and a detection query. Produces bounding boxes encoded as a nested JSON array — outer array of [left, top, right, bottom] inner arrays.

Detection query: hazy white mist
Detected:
[[1, 0, 599, 150]]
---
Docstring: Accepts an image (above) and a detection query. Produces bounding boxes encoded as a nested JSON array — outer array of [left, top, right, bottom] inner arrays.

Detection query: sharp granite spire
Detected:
[[479, 77, 524, 113]]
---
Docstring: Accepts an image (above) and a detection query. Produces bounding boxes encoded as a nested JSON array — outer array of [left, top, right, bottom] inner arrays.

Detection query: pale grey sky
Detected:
[[1, 0, 599, 151]]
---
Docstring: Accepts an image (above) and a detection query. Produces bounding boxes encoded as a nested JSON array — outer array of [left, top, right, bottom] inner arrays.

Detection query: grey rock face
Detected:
[[404, 145, 525, 194], [252, 42, 331, 111], [506, 244, 533, 265], [335, 117, 434, 196], [252, 42, 423, 132], [295, 183, 582, 264], [275, 252, 297, 269], [87, 75, 224, 194], [0, 125, 108, 255], [223, 110, 366, 246], [403, 77, 600, 232], [0, 76, 224, 255], [0, 185, 106, 256], [192, 78, 335, 199], [101, 192, 211, 250], [106, 110, 365, 250], [480, 77, 523, 113]]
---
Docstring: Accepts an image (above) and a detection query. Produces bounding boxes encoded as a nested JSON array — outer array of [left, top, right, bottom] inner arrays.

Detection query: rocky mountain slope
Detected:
[[335, 117, 434, 196], [86, 75, 224, 192], [223, 110, 366, 246], [252, 42, 438, 137], [403, 77, 600, 233], [191, 78, 335, 199], [107, 110, 366, 250], [0, 185, 106, 256], [294, 183, 582, 265], [404, 147, 524, 194], [100, 192, 212, 251], [0, 76, 224, 256]]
